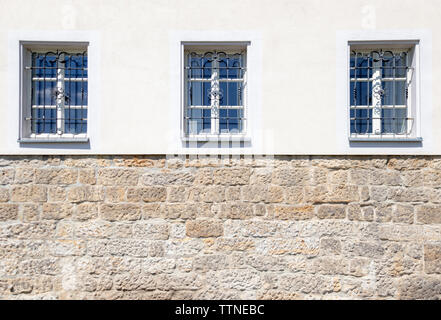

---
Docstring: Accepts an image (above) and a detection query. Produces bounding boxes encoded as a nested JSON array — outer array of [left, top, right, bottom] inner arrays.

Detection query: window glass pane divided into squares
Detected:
[[185, 49, 246, 135], [27, 49, 88, 136], [350, 49, 414, 136]]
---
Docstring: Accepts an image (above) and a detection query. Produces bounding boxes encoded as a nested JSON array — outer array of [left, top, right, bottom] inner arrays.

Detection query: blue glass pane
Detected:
[[189, 82, 210, 106], [187, 109, 211, 134], [65, 55, 87, 78], [350, 54, 355, 78], [65, 109, 87, 134], [33, 108, 57, 134], [382, 53, 407, 78], [219, 59, 228, 79], [354, 56, 371, 78], [33, 81, 56, 106], [190, 57, 202, 78], [202, 59, 212, 79], [381, 81, 406, 105], [65, 81, 88, 106], [33, 53, 57, 77], [350, 109, 372, 134], [381, 109, 407, 134], [219, 82, 241, 106], [228, 57, 241, 79], [219, 109, 242, 133], [350, 81, 372, 106]]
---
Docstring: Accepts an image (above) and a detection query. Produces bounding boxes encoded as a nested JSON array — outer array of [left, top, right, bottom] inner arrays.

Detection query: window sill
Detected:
[[18, 137, 90, 144], [182, 135, 251, 142], [349, 137, 423, 142]]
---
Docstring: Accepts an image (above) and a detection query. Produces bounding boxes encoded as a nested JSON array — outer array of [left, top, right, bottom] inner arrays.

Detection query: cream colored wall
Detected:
[[0, 0, 440, 155]]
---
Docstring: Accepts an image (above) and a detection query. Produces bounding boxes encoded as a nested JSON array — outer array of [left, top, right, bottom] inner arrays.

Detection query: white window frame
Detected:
[[19, 41, 89, 143], [181, 42, 249, 142], [347, 40, 422, 142]]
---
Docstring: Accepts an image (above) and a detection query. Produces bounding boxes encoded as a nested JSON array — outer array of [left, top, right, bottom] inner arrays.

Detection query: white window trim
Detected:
[[181, 42, 249, 140], [335, 30, 432, 153]]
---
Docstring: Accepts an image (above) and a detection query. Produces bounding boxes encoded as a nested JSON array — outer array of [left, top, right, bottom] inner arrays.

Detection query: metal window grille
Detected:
[[25, 49, 88, 137], [184, 50, 246, 136], [350, 49, 414, 137]]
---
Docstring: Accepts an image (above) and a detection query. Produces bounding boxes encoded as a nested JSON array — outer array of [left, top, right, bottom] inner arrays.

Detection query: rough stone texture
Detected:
[[0, 155, 441, 300]]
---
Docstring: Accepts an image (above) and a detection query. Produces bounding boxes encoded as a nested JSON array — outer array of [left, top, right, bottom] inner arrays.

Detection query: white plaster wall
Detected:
[[0, 0, 440, 155]]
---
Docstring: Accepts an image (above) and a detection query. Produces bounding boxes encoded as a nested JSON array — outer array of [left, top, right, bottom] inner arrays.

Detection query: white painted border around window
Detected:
[[168, 31, 263, 155], [7, 30, 101, 150], [336, 29, 432, 154]]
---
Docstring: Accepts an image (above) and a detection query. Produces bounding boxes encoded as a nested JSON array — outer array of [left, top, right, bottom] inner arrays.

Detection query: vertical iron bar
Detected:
[[393, 53, 396, 136], [43, 53, 46, 134], [68, 54, 71, 134], [367, 53, 371, 134]]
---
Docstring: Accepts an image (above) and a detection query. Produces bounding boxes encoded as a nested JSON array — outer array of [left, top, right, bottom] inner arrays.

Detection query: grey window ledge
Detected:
[[349, 137, 423, 142], [182, 135, 251, 142], [18, 138, 90, 144]]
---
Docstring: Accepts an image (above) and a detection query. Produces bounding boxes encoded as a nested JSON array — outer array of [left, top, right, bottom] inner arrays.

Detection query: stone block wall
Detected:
[[0, 155, 441, 299]]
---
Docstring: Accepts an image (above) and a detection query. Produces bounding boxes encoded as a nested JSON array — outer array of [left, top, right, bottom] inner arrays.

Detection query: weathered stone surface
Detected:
[[189, 186, 225, 203], [305, 185, 359, 203], [113, 156, 164, 168], [42, 203, 74, 220], [126, 187, 166, 202], [133, 222, 169, 240], [67, 186, 104, 203], [87, 239, 163, 257], [389, 187, 431, 203], [375, 203, 393, 223], [317, 205, 346, 220], [320, 238, 341, 255], [48, 186, 67, 202], [99, 204, 141, 221], [186, 220, 223, 238], [424, 244, 441, 274], [398, 276, 441, 299], [0, 155, 441, 300], [370, 169, 402, 186], [104, 187, 125, 203], [393, 204, 414, 224], [166, 186, 188, 202], [11, 185, 47, 202], [219, 203, 254, 219], [268, 205, 314, 220], [79, 169, 96, 185], [416, 205, 441, 224], [35, 169, 77, 185], [272, 168, 310, 186], [0, 204, 19, 221], [193, 168, 213, 185], [20, 204, 40, 222], [0, 169, 14, 185], [75, 220, 113, 239], [0, 188, 9, 202], [213, 168, 250, 185], [97, 169, 139, 186], [256, 238, 319, 256], [14, 168, 35, 184], [75, 203, 98, 220], [141, 171, 194, 186]]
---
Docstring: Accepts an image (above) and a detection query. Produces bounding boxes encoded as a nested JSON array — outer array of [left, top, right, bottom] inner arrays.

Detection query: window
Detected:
[[183, 44, 247, 139], [349, 42, 420, 141], [20, 42, 88, 142]]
